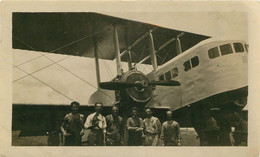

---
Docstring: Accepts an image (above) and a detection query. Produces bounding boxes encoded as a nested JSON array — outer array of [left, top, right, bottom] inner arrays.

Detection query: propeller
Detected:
[[99, 80, 180, 90], [149, 80, 180, 86], [99, 82, 137, 90]]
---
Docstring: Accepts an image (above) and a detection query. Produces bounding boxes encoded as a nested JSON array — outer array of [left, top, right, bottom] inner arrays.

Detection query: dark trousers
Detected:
[[234, 133, 247, 146], [219, 132, 232, 146], [106, 133, 122, 146], [164, 140, 178, 146], [205, 130, 219, 146], [88, 129, 104, 146], [128, 131, 142, 146], [65, 135, 82, 146]]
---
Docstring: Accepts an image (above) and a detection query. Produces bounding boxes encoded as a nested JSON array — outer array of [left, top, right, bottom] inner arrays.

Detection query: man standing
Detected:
[[105, 106, 123, 146], [126, 107, 144, 146], [160, 110, 181, 146], [218, 112, 235, 146], [204, 115, 220, 146], [84, 102, 106, 146], [143, 108, 161, 146], [232, 112, 248, 146], [60, 101, 84, 146]]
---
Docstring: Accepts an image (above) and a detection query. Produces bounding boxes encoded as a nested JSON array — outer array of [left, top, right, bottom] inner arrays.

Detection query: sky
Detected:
[[105, 12, 247, 40], [12, 12, 248, 105]]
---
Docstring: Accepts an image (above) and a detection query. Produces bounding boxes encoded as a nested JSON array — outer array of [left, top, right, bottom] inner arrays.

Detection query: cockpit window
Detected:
[[159, 75, 164, 81], [171, 67, 178, 78], [208, 47, 220, 59], [183, 60, 191, 72], [220, 44, 233, 56], [191, 56, 199, 68], [165, 71, 171, 80], [233, 43, 244, 53]]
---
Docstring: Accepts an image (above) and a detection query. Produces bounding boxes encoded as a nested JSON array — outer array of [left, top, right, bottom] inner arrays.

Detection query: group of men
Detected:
[[60, 101, 181, 146], [60, 101, 247, 146], [192, 109, 248, 146]]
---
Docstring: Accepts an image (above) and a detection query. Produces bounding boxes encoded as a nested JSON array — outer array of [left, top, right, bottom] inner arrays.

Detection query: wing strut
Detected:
[[120, 27, 157, 58], [176, 32, 184, 55], [94, 41, 101, 89], [127, 50, 133, 70], [138, 32, 185, 65], [176, 38, 183, 55], [149, 30, 158, 71], [113, 25, 123, 76], [138, 37, 176, 65]]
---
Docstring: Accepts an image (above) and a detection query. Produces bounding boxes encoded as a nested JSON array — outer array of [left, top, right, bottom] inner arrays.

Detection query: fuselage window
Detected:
[[220, 44, 233, 56], [233, 43, 244, 53], [191, 56, 199, 68], [159, 75, 164, 81], [244, 44, 248, 52], [171, 67, 178, 78], [208, 47, 220, 59], [183, 60, 191, 72], [165, 71, 171, 80]]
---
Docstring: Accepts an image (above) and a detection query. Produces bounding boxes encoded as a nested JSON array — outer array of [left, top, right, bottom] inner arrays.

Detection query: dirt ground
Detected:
[[12, 128, 200, 146]]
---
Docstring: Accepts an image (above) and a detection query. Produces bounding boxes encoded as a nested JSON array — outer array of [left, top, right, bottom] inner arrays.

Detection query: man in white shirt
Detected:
[[143, 108, 161, 146], [84, 102, 107, 146]]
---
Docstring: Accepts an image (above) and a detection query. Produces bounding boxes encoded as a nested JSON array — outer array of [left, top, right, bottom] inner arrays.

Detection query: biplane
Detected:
[[12, 12, 248, 145]]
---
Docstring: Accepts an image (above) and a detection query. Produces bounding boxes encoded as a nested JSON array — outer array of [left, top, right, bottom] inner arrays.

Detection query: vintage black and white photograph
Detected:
[[11, 11, 249, 147]]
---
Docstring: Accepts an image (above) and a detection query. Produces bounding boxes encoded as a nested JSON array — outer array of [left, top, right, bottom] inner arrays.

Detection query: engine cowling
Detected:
[[120, 70, 153, 103]]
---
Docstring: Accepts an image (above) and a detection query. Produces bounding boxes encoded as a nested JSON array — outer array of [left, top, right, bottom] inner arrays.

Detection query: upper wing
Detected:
[[13, 12, 210, 65]]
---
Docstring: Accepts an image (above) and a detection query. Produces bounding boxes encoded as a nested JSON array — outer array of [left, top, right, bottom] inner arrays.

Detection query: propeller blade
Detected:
[[100, 80, 180, 90], [149, 80, 181, 86], [99, 82, 136, 90]]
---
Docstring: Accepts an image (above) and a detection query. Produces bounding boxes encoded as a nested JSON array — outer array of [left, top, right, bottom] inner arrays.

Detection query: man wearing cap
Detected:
[[160, 110, 181, 146], [84, 102, 107, 146], [126, 107, 144, 146]]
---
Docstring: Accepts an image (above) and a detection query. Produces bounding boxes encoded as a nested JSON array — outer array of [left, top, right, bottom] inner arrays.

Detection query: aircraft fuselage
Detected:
[[146, 39, 248, 111]]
